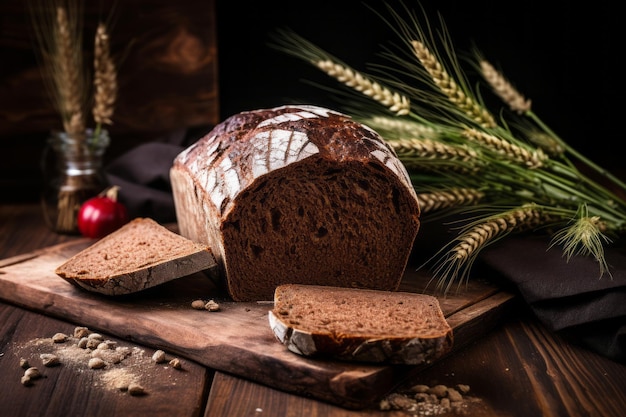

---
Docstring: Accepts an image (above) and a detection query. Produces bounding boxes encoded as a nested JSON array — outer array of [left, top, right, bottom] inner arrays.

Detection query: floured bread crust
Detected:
[[171, 105, 421, 301]]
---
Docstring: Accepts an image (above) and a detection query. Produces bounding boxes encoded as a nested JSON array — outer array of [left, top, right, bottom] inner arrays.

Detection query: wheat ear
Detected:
[[316, 59, 411, 115], [388, 137, 476, 159], [411, 40, 496, 129], [93, 22, 117, 127], [388, 138, 481, 170], [417, 188, 485, 213], [54, 6, 85, 138], [550, 206, 611, 277], [480, 60, 531, 115], [360, 116, 438, 139], [462, 128, 546, 168], [432, 204, 547, 293], [525, 130, 565, 157]]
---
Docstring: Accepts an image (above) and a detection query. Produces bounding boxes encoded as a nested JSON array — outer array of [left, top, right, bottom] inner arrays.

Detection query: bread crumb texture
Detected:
[[56, 218, 209, 278], [274, 284, 448, 338]]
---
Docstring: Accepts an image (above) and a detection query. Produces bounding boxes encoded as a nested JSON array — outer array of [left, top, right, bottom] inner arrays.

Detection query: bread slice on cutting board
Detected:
[[268, 284, 453, 365], [55, 218, 216, 296]]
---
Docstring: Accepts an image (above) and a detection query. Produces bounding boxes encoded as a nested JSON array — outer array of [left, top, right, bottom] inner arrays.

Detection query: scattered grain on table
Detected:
[[13, 325, 189, 394], [152, 349, 167, 363], [379, 382, 482, 416], [190, 298, 221, 311], [169, 358, 182, 369]]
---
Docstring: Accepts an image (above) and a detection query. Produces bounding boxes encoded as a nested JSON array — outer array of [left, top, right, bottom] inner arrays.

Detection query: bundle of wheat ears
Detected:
[[31, 0, 117, 233], [271, 2, 626, 292]]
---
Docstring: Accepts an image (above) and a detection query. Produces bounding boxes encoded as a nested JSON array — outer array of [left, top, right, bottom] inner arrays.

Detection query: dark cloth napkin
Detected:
[[104, 128, 207, 223], [480, 236, 626, 364], [104, 136, 626, 364]]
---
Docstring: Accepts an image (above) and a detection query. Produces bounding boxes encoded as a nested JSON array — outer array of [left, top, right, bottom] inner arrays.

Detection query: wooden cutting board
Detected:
[[0, 239, 515, 410]]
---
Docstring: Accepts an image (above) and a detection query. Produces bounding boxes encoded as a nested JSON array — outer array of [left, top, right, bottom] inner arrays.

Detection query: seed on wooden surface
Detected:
[[52, 333, 68, 343], [103, 340, 117, 349], [88, 333, 104, 341], [88, 357, 106, 369], [409, 384, 429, 393], [447, 387, 463, 402], [414, 392, 430, 402], [128, 382, 145, 396], [205, 300, 220, 312], [440, 397, 451, 410], [456, 384, 471, 394], [97, 342, 112, 350], [40, 353, 59, 367], [19, 358, 30, 369], [169, 358, 182, 369], [21, 375, 33, 386], [152, 350, 166, 363], [74, 326, 90, 338], [191, 299, 206, 310], [427, 384, 448, 398], [24, 367, 42, 380], [86, 338, 101, 350], [77, 337, 89, 349]]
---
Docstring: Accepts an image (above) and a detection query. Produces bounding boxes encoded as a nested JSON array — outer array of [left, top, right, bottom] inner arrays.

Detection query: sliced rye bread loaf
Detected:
[[55, 218, 216, 296], [170, 105, 421, 301], [268, 284, 453, 365]]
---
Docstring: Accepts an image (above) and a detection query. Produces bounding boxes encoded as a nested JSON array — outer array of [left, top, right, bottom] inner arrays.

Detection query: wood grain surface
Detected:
[[0, 304, 209, 417]]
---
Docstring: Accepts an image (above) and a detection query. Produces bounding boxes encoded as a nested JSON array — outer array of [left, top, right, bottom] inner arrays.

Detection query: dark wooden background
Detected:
[[1, 0, 621, 203]]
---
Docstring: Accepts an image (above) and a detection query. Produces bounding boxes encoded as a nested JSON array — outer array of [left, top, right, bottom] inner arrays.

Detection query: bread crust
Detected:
[[59, 252, 215, 296], [171, 105, 421, 301]]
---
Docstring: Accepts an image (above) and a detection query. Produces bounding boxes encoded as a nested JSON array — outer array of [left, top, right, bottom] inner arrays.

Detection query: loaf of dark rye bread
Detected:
[[269, 284, 453, 364], [170, 105, 421, 301], [55, 218, 216, 295]]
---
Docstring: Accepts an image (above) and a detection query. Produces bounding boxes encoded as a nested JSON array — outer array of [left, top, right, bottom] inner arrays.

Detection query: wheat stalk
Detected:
[[462, 128, 547, 168], [525, 129, 565, 157], [316, 59, 411, 115], [93, 22, 117, 128], [432, 204, 548, 293], [360, 116, 439, 139], [388, 138, 483, 173], [388, 138, 475, 162], [550, 205, 611, 277], [480, 60, 531, 115], [417, 188, 485, 213], [53, 5, 85, 139], [411, 40, 496, 129]]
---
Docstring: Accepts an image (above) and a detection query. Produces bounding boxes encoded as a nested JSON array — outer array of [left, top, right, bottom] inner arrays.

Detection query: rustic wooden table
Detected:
[[1, 203, 625, 417]]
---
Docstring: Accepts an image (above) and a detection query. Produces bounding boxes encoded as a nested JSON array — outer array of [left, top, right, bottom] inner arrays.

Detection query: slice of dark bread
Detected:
[[55, 218, 216, 295], [170, 105, 421, 301], [268, 284, 453, 364]]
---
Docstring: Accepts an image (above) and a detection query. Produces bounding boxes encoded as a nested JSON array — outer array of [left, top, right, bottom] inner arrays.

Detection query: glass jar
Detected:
[[41, 129, 110, 234]]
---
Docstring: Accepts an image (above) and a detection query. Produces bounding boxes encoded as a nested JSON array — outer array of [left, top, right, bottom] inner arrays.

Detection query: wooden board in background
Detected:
[[0, 240, 515, 409]]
